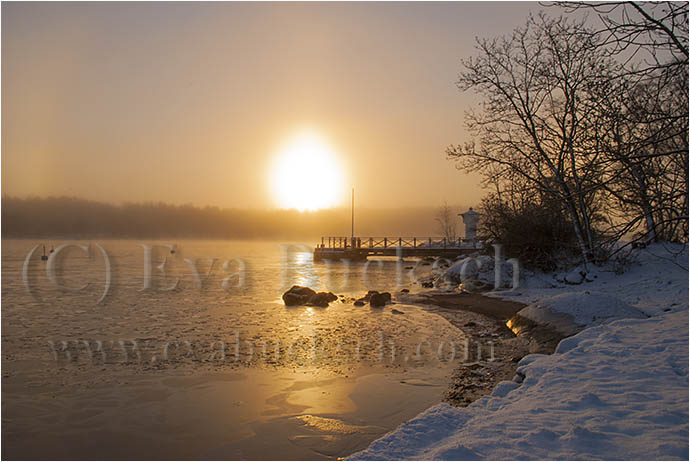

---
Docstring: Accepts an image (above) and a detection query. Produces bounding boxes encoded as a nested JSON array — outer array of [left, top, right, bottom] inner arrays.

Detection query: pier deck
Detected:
[[313, 236, 481, 261]]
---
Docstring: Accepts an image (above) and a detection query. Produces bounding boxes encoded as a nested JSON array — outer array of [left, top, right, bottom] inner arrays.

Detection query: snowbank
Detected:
[[493, 243, 688, 318], [351, 311, 689, 460], [517, 291, 647, 336], [351, 244, 689, 460]]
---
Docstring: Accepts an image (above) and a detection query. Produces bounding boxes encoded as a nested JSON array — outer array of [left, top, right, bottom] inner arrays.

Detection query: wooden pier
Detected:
[[313, 236, 481, 261]]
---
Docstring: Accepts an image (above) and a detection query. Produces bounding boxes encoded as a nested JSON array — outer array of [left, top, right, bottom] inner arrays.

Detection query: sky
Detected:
[[2, 1, 542, 210]]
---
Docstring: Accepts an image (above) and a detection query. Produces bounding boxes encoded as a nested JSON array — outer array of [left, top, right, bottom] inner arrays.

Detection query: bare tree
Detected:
[[435, 201, 457, 241], [554, 1, 689, 243], [552, 1, 688, 72], [448, 7, 688, 265], [588, 69, 688, 243], [447, 14, 612, 265]]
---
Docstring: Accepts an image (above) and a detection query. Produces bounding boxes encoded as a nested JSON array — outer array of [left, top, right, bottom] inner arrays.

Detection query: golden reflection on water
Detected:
[[290, 251, 321, 289], [296, 415, 377, 435], [294, 251, 310, 265], [297, 306, 316, 330]]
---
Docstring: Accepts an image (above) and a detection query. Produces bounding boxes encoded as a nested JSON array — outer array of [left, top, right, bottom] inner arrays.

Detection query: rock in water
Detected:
[[353, 290, 392, 307], [282, 285, 316, 306], [308, 292, 338, 307], [283, 292, 308, 306], [282, 286, 338, 307], [370, 292, 391, 307], [364, 290, 380, 300]]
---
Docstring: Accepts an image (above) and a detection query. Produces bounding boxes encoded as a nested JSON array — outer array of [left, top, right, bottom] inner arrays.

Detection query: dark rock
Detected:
[[391, 308, 404, 315], [354, 299, 366, 306], [308, 292, 338, 307], [364, 290, 379, 301], [282, 286, 324, 306], [400, 288, 410, 293], [282, 285, 316, 305], [464, 321, 477, 328], [370, 292, 391, 307], [282, 293, 304, 306], [292, 285, 317, 297], [282, 285, 317, 306], [369, 295, 386, 307], [421, 281, 434, 288]]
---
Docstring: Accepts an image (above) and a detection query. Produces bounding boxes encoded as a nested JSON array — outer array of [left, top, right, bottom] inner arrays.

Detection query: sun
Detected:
[[270, 132, 345, 211]]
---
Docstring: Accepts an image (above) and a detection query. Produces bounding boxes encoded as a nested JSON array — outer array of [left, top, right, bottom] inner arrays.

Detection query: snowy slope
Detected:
[[351, 311, 688, 460], [351, 244, 689, 460], [516, 291, 648, 336]]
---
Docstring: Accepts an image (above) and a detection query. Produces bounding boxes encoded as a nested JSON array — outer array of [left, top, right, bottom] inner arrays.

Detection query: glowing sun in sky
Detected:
[[270, 132, 346, 211]]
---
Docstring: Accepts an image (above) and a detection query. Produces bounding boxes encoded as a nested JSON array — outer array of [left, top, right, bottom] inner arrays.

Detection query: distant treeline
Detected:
[[1, 196, 463, 240]]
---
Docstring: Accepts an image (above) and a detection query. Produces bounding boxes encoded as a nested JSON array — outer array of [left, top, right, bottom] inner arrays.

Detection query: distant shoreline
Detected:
[[1, 196, 457, 240]]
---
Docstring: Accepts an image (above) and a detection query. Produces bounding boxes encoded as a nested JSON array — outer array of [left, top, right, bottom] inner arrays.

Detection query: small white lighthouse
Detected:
[[459, 207, 480, 241]]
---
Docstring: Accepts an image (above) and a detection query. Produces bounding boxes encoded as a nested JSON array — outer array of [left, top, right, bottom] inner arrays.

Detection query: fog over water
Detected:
[[2, 196, 471, 239]]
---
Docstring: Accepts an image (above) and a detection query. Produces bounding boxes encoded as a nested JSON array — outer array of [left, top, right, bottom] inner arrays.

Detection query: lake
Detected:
[[1, 239, 465, 459]]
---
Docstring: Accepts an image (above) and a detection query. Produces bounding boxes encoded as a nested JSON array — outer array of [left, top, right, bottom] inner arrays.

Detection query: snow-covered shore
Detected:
[[351, 244, 689, 460]]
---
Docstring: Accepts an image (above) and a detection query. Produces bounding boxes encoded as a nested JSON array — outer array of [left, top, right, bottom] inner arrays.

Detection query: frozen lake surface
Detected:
[[2, 239, 465, 459]]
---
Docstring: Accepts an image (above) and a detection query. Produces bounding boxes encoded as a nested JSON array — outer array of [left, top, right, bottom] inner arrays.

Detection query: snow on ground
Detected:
[[350, 244, 689, 460], [352, 311, 688, 460], [516, 291, 647, 336], [495, 243, 689, 318]]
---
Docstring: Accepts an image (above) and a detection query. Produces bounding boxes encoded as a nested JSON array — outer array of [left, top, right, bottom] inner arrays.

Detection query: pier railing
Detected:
[[318, 236, 478, 249]]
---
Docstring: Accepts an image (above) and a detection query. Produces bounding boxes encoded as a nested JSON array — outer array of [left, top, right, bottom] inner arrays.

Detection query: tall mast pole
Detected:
[[351, 187, 354, 240]]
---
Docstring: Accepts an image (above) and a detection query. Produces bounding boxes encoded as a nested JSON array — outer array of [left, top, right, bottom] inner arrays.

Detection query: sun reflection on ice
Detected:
[[287, 251, 321, 289]]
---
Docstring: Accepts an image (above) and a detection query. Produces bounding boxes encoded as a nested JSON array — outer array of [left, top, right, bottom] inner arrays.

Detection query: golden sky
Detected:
[[2, 2, 538, 210]]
